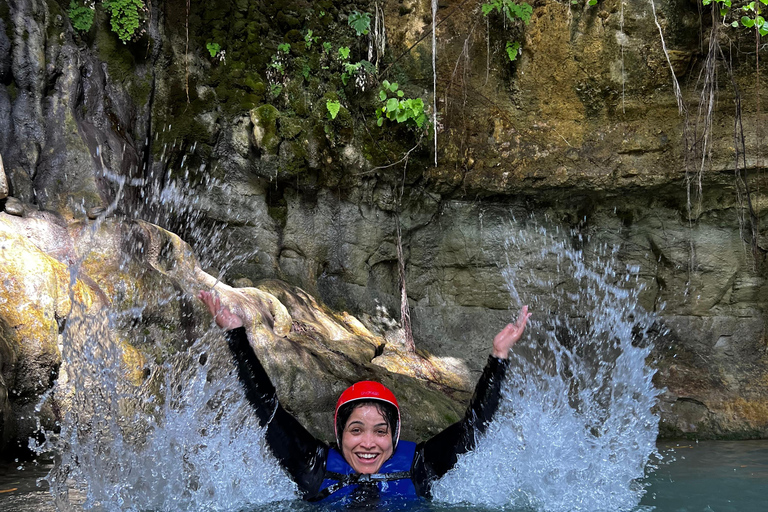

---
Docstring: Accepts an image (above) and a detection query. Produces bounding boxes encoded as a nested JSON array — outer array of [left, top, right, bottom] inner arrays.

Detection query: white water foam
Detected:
[[32, 196, 660, 511], [33, 304, 297, 512], [431, 227, 661, 511]]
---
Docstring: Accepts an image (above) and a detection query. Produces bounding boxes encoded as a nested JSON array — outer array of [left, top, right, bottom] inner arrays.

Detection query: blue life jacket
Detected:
[[312, 441, 419, 503]]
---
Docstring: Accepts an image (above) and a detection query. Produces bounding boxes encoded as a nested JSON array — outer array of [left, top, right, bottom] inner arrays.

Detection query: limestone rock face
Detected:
[[0, 212, 473, 450], [1, 0, 767, 443], [0, 213, 97, 447]]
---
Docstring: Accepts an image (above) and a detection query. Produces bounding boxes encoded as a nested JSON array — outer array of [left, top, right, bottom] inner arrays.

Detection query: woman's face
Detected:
[[341, 404, 394, 474]]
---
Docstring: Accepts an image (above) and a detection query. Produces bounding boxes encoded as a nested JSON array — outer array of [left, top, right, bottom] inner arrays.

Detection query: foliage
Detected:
[[68, 1, 94, 32], [304, 29, 319, 50], [505, 41, 520, 61], [348, 11, 372, 36], [326, 99, 341, 119], [268, 43, 290, 77], [703, 0, 768, 35], [338, 46, 351, 60], [206, 42, 221, 58], [482, 0, 531, 66], [482, 0, 533, 24], [376, 80, 428, 130], [342, 60, 375, 85], [102, 0, 144, 43]]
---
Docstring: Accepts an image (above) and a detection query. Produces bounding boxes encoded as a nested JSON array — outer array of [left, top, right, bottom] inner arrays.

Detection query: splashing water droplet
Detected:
[[432, 229, 660, 512]]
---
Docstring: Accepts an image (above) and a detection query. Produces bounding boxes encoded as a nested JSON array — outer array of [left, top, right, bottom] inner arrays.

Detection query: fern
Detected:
[[102, 0, 145, 43]]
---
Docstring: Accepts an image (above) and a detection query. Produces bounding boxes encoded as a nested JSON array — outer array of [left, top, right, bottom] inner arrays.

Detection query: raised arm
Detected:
[[411, 306, 531, 496], [198, 291, 328, 497]]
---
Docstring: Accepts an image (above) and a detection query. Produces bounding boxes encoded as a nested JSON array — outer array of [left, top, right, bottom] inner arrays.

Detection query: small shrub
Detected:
[[348, 11, 371, 36], [376, 80, 428, 130], [68, 1, 95, 32], [102, 0, 145, 43], [206, 42, 221, 58]]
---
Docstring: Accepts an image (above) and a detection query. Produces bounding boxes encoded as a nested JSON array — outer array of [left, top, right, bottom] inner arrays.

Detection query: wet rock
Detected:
[[0, 213, 473, 449], [250, 104, 280, 155], [0, 153, 7, 200], [87, 206, 107, 220], [231, 277, 254, 287], [0, 215, 98, 447], [4, 197, 23, 216]]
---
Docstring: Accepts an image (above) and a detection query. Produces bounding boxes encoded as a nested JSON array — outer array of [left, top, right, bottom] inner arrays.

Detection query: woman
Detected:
[[198, 290, 530, 505]]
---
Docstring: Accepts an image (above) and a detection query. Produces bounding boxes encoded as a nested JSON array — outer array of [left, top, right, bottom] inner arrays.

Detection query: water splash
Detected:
[[32, 303, 297, 511], [431, 226, 661, 511], [27, 139, 292, 511], [30, 176, 660, 512]]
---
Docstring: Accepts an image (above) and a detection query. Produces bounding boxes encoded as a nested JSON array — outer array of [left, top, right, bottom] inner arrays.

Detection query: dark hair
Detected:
[[335, 399, 398, 447]]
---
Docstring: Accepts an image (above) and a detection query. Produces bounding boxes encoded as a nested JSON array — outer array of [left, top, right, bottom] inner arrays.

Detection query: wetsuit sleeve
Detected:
[[225, 327, 328, 497], [411, 355, 511, 497]]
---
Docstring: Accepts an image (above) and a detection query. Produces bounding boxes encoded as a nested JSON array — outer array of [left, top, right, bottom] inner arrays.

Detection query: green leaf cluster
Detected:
[[68, 1, 95, 32], [482, 0, 533, 24], [348, 11, 372, 36], [103, 0, 144, 43], [326, 99, 341, 119], [505, 41, 520, 61], [376, 80, 428, 129], [304, 30, 319, 50], [206, 42, 221, 58], [703, 0, 768, 35]]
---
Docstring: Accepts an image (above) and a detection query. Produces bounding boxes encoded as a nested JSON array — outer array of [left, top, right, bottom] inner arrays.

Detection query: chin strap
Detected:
[[307, 471, 413, 502]]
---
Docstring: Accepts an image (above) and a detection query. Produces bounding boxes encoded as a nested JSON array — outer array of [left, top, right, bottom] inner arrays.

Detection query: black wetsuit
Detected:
[[225, 326, 510, 501]]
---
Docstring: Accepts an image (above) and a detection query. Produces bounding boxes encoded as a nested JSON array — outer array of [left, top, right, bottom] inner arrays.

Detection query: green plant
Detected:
[[376, 80, 428, 129], [481, 0, 533, 24], [482, 0, 531, 66], [206, 42, 221, 58], [68, 1, 94, 32], [338, 46, 351, 60], [740, 0, 768, 35], [348, 11, 372, 36], [505, 41, 521, 61], [102, 0, 145, 43], [326, 99, 341, 119], [304, 29, 319, 50], [703, 0, 768, 34], [268, 43, 290, 76], [322, 41, 332, 53], [341, 60, 375, 86]]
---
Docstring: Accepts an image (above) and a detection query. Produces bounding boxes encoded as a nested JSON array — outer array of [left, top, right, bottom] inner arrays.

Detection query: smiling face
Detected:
[[340, 404, 395, 474]]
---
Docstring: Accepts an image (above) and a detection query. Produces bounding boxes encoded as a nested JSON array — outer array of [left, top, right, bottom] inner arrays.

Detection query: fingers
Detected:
[[515, 306, 531, 332], [198, 290, 222, 317]]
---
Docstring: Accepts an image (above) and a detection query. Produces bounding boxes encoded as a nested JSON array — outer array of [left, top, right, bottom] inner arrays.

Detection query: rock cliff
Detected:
[[1, 0, 767, 450]]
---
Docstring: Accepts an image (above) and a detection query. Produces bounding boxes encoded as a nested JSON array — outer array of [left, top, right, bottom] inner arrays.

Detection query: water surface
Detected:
[[2, 440, 767, 512]]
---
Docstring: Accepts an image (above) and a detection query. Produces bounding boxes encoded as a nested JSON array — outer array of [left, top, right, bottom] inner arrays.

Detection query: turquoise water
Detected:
[[2, 440, 767, 511], [639, 440, 768, 512]]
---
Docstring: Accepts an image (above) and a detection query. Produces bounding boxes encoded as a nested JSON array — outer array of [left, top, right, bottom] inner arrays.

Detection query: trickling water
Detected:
[[432, 0, 438, 167], [432, 226, 661, 511]]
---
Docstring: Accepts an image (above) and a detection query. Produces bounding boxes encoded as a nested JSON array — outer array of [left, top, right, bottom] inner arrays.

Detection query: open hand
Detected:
[[198, 290, 244, 330], [492, 305, 531, 359]]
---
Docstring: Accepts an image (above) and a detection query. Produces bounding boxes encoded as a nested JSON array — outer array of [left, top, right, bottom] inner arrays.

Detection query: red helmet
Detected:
[[334, 381, 401, 448]]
